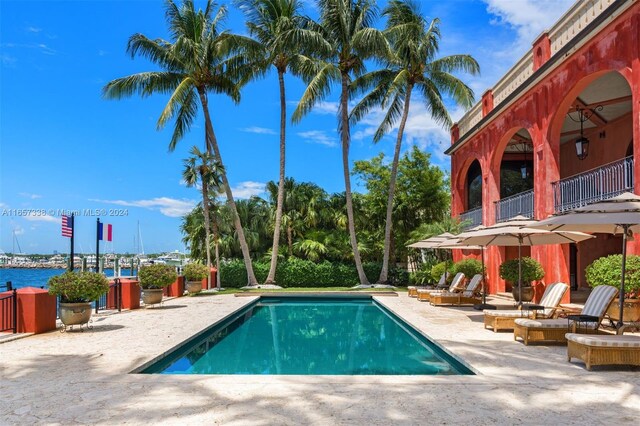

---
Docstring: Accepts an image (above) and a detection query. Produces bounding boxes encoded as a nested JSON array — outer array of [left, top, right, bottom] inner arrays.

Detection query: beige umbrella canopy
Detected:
[[407, 232, 457, 248], [460, 216, 594, 305], [532, 192, 640, 327]]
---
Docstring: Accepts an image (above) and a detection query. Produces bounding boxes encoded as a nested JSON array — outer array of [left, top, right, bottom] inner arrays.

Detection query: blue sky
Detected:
[[0, 0, 574, 254]]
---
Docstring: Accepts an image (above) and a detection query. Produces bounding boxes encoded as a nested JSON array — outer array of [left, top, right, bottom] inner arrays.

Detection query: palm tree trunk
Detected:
[[340, 73, 369, 285], [265, 70, 287, 284], [287, 226, 293, 257], [378, 84, 413, 284], [200, 169, 213, 290], [198, 89, 258, 285], [211, 213, 221, 289]]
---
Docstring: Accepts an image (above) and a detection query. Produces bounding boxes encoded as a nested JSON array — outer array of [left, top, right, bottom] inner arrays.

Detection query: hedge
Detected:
[[220, 258, 409, 288], [585, 254, 640, 297]]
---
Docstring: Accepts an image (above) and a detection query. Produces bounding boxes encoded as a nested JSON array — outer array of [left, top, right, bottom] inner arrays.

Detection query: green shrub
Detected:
[[219, 259, 408, 288], [138, 264, 178, 289], [453, 258, 483, 279], [48, 271, 110, 303], [499, 257, 544, 286], [585, 254, 640, 298], [183, 263, 209, 281], [430, 261, 455, 283]]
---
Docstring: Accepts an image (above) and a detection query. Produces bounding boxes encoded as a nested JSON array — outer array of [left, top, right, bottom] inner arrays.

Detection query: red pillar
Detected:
[[119, 279, 141, 310], [164, 276, 184, 297], [2, 287, 57, 334]]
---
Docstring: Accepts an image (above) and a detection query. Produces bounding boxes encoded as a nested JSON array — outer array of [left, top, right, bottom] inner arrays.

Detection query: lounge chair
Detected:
[[417, 272, 465, 302], [483, 282, 569, 332], [566, 332, 640, 370], [513, 285, 618, 345], [430, 274, 483, 306], [408, 272, 449, 297]]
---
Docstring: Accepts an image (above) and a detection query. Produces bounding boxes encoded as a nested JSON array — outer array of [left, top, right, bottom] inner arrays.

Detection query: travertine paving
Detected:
[[0, 293, 638, 425]]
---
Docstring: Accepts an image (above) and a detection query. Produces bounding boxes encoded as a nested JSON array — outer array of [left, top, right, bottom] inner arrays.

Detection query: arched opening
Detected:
[[552, 71, 633, 291], [466, 160, 482, 210], [493, 128, 535, 223]]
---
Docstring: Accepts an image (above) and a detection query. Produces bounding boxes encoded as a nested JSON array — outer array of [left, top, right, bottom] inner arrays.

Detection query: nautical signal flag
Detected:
[[98, 222, 113, 242], [61, 215, 73, 238]]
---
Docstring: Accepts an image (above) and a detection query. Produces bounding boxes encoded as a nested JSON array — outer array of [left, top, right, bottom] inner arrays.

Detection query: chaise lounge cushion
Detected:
[[485, 309, 530, 317], [514, 318, 600, 329], [565, 333, 640, 347]]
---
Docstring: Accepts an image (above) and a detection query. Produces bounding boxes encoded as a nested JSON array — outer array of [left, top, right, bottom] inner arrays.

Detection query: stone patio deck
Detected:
[[0, 293, 638, 425]]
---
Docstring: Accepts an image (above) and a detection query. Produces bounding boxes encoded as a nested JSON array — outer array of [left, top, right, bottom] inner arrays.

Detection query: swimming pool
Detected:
[[140, 296, 473, 375]]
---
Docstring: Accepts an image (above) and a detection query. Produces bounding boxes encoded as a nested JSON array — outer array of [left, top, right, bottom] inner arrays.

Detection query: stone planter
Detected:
[[606, 298, 640, 322], [141, 288, 164, 305], [186, 281, 203, 294], [511, 285, 535, 303], [59, 302, 92, 326]]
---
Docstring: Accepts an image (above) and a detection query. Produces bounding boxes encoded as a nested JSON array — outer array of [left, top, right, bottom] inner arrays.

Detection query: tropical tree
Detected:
[[182, 146, 223, 288], [237, 0, 328, 285], [293, 0, 390, 285], [102, 0, 262, 284], [350, 0, 479, 283]]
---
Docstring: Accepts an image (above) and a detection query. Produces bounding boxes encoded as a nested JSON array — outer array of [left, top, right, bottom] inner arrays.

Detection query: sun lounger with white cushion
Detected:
[[483, 282, 569, 332]]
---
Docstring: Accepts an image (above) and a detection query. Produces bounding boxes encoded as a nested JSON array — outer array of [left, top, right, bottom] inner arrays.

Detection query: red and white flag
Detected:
[[61, 215, 73, 238]]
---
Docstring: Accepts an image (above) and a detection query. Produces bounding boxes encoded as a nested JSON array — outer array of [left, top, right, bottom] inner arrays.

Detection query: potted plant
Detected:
[[138, 264, 177, 305], [183, 263, 209, 294], [48, 271, 110, 327], [585, 254, 640, 322], [499, 257, 545, 302]]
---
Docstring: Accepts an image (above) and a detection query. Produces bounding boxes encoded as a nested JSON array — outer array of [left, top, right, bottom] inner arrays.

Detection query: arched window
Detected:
[[467, 161, 482, 209]]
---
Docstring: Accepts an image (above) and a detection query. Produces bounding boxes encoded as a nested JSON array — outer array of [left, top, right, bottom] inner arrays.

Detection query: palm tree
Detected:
[[182, 146, 223, 289], [237, 0, 327, 285], [102, 0, 262, 285], [350, 0, 479, 283], [292, 0, 389, 285]]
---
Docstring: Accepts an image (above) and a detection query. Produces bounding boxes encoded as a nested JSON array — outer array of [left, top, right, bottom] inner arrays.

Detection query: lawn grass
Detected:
[[192, 286, 408, 296]]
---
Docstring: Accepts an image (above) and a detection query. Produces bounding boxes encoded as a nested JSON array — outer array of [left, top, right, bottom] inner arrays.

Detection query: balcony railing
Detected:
[[552, 156, 634, 213], [495, 189, 534, 222], [459, 207, 483, 230]]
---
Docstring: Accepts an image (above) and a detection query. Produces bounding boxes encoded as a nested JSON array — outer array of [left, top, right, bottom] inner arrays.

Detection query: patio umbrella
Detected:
[[407, 232, 457, 248], [435, 226, 493, 309], [459, 216, 594, 306], [407, 232, 457, 285], [532, 192, 640, 328]]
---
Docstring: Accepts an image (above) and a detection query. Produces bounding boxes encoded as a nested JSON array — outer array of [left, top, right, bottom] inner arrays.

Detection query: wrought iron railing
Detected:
[[0, 282, 17, 334], [495, 189, 534, 222], [95, 278, 122, 313], [552, 156, 634, 213], [459, 207, 483, 230]]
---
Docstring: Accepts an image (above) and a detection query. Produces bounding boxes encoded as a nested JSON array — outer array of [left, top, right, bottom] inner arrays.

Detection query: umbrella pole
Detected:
[[473, 246, 496, 310], [518, 239, 523, 308], [618, 225, 629, 330]]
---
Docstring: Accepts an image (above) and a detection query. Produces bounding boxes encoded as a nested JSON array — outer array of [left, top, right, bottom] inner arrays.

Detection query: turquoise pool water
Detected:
[[141, 297, 472, 375]]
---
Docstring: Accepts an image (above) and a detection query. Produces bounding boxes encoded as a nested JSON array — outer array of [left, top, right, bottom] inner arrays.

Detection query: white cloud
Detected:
[[13, 225, 25, 235], [298, 130, 338, 147], [26, 26, 42, 33], [240, 126, 277, 135], [1, 54, 16, 67], [24, 214, 58, 223], [483, 0, 575, 54], [287, 100, 339, 116], [19, 192, 42, 199], [98, 49, 108, 56], [350, 100, 460, 169], [231, 181, 266, 199], [90, 197, 197, 217], [0, 202, 8, 209]]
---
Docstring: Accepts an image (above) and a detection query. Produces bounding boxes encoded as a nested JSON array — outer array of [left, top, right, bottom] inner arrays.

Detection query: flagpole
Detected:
[[69, 213, 75, 272], [96, 218, 100, 273]]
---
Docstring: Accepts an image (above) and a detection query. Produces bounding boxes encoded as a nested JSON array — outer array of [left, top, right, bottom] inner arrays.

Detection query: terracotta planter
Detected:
[[59, 302, 92, 326], [141, 288, 164, 305], [511, 286, 535, 303], [186, 281, 203, 294], [606, 298, 640, 322]]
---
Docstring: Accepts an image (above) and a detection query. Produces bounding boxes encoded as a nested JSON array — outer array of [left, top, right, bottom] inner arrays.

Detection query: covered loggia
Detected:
[[550, 71, 634, 291]]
